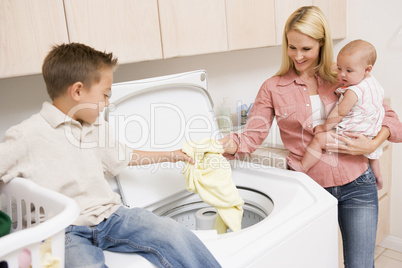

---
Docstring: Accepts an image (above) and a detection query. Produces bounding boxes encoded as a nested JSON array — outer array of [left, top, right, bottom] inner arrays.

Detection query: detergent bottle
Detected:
[[219, 98, 231, 131]]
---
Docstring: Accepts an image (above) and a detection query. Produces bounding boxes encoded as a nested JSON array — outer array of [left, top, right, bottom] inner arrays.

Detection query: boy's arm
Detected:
[[0, 129, 29, 183], [128, 150, 194, 166], [316, 89, 358, 133]]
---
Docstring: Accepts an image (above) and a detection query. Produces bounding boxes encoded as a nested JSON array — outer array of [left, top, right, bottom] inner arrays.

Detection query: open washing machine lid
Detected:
[[106, 70, 222, 208]]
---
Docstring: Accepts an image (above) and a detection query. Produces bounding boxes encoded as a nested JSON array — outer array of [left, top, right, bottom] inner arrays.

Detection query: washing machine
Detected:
[[103, 70, 338, 267]]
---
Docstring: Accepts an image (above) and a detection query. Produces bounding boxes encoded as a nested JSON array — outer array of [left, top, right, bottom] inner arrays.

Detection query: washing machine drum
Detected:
[[152, 186, 273, 231]]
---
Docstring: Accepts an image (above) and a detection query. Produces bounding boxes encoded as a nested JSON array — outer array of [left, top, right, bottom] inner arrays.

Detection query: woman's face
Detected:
[[286, 30, 321, 75]]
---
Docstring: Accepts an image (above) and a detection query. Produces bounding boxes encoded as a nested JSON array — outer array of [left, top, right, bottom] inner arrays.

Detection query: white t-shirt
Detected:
[[310, 95, 326, 128], [0, 102, 131, 226]]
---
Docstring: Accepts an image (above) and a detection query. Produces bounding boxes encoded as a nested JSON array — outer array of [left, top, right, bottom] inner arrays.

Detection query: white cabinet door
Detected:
[[64, 0, 162, 64], [226, 0, 276, 50], [158, 0, 228, 58], [0, 0, 68, 78]]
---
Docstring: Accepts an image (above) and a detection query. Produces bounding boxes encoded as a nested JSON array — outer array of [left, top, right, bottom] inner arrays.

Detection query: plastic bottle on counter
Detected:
[[219, 98, 231, 131], [241, 110, 248, 125]]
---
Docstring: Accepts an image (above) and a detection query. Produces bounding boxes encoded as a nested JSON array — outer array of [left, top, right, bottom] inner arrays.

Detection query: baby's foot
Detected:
[[376, 177, 383, 190]]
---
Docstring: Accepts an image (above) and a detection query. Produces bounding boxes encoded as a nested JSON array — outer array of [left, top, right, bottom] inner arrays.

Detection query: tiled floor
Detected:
[[375, 246, 402, 267]]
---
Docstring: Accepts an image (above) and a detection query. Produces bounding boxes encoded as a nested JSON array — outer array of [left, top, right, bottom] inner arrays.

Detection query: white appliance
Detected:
[[103, 70, 338, 267]]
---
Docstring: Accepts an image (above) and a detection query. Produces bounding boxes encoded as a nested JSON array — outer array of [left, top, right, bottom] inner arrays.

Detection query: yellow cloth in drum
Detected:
[[182, 138, 244, 234]]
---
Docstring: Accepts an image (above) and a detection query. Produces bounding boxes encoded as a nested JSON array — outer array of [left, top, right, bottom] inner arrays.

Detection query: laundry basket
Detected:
[[0, 177, 79, 268]]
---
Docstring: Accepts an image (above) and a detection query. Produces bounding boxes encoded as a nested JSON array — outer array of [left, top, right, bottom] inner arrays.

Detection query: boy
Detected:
[[290, 40, 385, 189], [0, 43, 221, 267]]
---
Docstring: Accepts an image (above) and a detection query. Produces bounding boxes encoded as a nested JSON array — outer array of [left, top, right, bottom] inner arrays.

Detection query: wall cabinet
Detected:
[[313, 0, 347, 40], [158, 0, 228, 58], [158, 0, 277, 58], [275, 0, 346, 45], [226, 0, 276, 51], [0, 0, 68, 78], [64, 0, 162, 65], [0, 0, 346, 79]]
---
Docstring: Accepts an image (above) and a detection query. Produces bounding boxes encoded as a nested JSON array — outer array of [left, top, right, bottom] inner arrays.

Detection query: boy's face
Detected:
[[74, 69, 113, 124], [337, 53, 369, 87]]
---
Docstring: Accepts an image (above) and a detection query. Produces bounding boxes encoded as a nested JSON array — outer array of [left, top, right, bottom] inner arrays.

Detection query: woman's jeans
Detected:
[[65, 206, 221, 268], [325, 167, 378, 268]]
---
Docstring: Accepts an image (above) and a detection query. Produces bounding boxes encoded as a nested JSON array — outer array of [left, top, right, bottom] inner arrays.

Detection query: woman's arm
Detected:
[[326, 101, 401, 154], [382, 103, 402, 142], [129, 149, 194, 166], [219, 80, 275, 158], [326, 127, 390, 155]]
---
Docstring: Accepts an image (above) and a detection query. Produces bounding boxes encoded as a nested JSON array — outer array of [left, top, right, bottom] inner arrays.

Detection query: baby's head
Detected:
[[337, 39, 377, 86], [42, 43, 118, 123]]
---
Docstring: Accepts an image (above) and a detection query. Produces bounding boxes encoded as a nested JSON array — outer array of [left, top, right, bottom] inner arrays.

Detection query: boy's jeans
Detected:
[[65, 206, 221, 268], [325, 166, 378, 268]]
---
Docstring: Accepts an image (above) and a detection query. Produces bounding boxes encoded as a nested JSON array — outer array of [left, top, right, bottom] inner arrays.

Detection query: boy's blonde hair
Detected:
[[42, 43, 118, 100], [338, 39, 377, 66], [276, 6, 337, 84]]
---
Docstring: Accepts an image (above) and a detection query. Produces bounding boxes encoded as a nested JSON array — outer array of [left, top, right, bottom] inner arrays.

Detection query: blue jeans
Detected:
[[325, 167, 378, 268], [65, 206, 221, 268]]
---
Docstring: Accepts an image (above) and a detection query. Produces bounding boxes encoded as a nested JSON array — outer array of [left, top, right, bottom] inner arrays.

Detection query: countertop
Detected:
[[238, 145, 289, 170]]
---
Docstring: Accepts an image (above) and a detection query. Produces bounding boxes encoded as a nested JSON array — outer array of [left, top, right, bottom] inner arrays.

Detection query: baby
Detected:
[[294, 39, 385, 189]]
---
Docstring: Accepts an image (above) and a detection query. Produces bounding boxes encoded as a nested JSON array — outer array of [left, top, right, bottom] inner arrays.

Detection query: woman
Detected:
[[220, 6, 402, 268]]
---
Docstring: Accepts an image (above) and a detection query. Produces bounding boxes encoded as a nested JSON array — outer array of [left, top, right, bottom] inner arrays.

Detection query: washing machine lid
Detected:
[[105, 70, 222, 208]]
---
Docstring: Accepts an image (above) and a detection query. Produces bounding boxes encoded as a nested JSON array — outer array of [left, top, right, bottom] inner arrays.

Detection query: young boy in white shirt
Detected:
[[0, 43, 221, 268]]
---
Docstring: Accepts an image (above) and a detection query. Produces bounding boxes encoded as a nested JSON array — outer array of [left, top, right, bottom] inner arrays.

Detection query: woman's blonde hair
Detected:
[[276, 6, 337, 84]]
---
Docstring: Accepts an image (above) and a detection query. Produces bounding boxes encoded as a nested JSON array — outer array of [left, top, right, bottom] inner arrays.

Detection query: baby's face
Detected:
[[74, 69, 113, 124], [337, 53, 369, 87]]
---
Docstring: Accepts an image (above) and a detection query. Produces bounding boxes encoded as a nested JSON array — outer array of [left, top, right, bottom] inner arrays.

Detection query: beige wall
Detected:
[[1, 0, 401, 251]]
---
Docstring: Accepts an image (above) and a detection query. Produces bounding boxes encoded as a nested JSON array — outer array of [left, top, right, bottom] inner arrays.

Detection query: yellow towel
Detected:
[[182, 138, 244, 234]]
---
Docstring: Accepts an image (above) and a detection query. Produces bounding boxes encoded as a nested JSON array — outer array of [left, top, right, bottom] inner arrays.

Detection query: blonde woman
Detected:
[[220, 6, 402, 267]]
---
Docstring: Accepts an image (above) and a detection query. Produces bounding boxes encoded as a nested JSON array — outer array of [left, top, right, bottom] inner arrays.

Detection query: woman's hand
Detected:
[[326, 126, 390, 155], [326, 132, 377, 155], [219, 137, 238, 155]]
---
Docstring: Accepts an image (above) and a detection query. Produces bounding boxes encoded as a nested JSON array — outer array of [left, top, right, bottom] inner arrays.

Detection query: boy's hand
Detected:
[[171, 150, 195, 164]]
